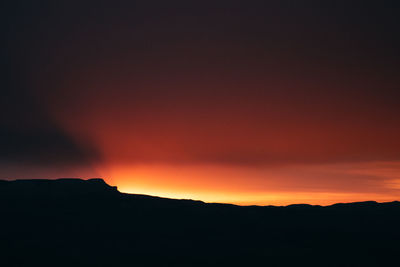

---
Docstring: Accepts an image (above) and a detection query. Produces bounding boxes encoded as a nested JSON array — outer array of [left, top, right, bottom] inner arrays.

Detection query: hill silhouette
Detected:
[[1, 178, 399, 267]]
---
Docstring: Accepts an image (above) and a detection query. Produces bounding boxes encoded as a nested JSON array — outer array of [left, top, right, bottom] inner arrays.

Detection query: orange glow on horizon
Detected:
[[99, 162, 400, 206], [116, 186, 398, 206]]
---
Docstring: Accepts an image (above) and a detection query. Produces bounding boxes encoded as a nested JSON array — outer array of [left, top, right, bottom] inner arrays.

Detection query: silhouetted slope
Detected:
[[0, 179, 399, 267], [0, 178, 118, 198]]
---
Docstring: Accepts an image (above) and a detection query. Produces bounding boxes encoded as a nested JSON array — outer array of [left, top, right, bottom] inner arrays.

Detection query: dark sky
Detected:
[[2, 1, 400, 204]]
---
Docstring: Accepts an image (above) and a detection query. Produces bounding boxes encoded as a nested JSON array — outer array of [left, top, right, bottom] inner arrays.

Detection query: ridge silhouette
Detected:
[[1, 178, 399, 267]]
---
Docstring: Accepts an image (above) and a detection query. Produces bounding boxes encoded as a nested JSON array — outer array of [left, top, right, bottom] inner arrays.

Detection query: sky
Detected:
[[2, 0, 400, 205]]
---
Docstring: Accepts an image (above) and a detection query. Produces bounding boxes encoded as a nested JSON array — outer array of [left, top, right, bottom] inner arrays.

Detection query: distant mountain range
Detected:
[[1, 178, 399, 267]]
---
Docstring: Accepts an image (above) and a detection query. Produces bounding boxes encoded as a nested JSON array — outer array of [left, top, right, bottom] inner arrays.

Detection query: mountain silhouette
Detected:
[[1, 178, 399, 267]]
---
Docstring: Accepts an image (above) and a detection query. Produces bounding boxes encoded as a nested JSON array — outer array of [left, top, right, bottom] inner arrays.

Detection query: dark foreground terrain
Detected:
[[0, 178, 399, 267]]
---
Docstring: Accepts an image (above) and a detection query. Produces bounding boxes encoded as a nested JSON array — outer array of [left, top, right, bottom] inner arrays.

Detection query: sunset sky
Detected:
[[2, 1, 400, 205]]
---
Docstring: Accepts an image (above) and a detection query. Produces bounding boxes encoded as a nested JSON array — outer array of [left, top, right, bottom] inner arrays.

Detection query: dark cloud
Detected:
[[0, 127, 99, 166], [1, 9, 101, 174]]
